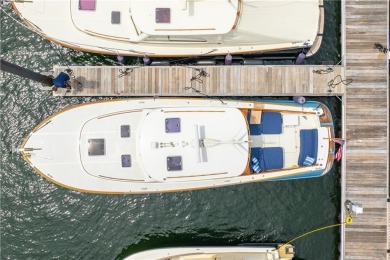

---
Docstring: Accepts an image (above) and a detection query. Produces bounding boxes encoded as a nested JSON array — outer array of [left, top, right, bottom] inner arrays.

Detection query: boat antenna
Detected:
[[0, 59, 53, 86]]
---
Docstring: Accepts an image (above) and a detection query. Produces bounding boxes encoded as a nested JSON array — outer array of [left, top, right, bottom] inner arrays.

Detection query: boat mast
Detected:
[[0, 59, 53, 86]]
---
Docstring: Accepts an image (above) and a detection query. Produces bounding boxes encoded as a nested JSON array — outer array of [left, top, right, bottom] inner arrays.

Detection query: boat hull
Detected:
[[124, 244, 295, 260], [11, 0, 324, 58], [20, 98, 334, 194]]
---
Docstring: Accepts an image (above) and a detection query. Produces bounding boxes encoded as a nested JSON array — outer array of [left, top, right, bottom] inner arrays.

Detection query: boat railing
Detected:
[[242, 164, 321, 177], [231, 0, 243, 30]]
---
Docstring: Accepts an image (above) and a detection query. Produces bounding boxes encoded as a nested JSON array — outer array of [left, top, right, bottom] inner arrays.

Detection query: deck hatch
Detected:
[[167, 156, 182, 171], [121, 125, 130, 138], [121, 155, 132, 167], [79, 0, 96, 10], [88, 139, 105, 156], [111, 11, 121, 24], [155, 8, 170, 23], [165, 118, 180, 133]]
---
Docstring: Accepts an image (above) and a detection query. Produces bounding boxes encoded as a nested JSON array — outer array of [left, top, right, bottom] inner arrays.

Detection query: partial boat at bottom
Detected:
[[124, 244, 295, 260], [18, 98, 335, 194]]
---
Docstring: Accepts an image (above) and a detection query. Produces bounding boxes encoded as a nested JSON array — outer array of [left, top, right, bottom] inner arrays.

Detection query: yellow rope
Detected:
[[274, 214, 353, 251]]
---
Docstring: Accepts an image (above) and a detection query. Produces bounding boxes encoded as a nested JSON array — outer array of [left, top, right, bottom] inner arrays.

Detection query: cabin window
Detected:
[[111, 11, 121, 24], [121, 125, 130, 138], [121, 155, 132, 167], [167, 156, 182, 171], [165, 118, 180, 133], [88, 139, 105, 156], [155, 8, 171, 23]]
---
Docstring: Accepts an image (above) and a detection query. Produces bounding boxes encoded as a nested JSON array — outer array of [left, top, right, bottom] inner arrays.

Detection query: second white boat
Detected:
[[11, 0, 324, 59]]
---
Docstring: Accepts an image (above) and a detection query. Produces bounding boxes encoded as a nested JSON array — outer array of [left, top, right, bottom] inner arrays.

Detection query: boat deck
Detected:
[[48, 0, 389, 259]]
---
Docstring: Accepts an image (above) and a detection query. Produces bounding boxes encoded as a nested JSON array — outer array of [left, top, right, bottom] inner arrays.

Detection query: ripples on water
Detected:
[[1, 2, 341, 259]]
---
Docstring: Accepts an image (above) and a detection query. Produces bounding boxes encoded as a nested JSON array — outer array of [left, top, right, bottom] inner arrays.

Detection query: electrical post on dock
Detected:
[[345, 200, 363, 216]]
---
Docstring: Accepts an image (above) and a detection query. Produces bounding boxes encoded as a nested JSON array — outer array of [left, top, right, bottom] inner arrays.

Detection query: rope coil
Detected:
[[313, 67, 334, 74], [327, 75, 353, 90], [374, 43, 388, 54], [118, 68, 133, 78], [184, 67, 225, 104], [190, 68, 210, 84]]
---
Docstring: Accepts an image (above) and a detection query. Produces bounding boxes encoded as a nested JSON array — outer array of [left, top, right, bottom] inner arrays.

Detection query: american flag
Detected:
[[334, 140, 345, 162]]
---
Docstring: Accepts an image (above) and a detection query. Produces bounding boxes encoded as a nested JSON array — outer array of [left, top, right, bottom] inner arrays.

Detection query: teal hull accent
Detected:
[[265, 170, 325, 182]]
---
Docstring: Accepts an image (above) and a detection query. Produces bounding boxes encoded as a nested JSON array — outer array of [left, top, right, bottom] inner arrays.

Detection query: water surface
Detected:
[[1, 2, 342, 259]]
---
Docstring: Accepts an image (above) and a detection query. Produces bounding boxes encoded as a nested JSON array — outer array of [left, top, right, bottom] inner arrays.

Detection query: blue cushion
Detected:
[[298, 129, 318, 166], [249, 124, 262, 135], [248, 111, 282, 135], [263, 147, 284, 170], [261, 112, 282, 134], [250, 147, 284, 172]]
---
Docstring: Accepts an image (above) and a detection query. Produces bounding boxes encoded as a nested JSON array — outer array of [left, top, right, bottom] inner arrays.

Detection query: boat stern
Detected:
[[277, 243, 295, 259]]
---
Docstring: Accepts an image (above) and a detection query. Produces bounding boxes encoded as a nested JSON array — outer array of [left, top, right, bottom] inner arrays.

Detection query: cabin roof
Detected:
[[130, 0, 239, 36], [138, 107, 249, 181]]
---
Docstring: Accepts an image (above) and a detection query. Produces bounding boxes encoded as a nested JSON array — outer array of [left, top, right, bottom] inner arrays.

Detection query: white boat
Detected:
[[18, 98, 335, 194], [124, 244, 295, 260], [11, 0, 324, 59]]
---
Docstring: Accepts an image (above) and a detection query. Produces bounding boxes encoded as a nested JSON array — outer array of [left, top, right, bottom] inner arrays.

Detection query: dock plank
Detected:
[[343, 0, 388, 259], [52, 65, 346, 97]]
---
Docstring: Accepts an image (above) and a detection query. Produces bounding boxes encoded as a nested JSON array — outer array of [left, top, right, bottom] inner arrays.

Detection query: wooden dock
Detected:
[[49, 1, 389, 259], [52, 65, 346, 96], [342, 0, 388, 259]]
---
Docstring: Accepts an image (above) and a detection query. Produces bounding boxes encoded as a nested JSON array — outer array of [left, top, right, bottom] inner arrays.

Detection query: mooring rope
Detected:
[[190, 68, 210, 84], [327, 75, 353, 90], [183, 67, 226, 104], [182, 67, 209, 94], [312, 60, 342, 75], [311, 59, 352, 102], [374, 43, 388, 54], [273, 214, 353, 252], [118, 68, 133, 78], [314, 74, 352, 104], [312, 66, 334, 74]]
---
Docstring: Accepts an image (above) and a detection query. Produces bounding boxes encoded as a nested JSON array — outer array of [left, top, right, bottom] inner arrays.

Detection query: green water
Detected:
[[1, 2, 342, 259]]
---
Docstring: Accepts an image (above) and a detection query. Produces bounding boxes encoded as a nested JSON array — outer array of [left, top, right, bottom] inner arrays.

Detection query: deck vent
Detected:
[[165, 118, 180, 133], [156, 8, 170, 23], [121, 155, 132, 167], [111, 11, 121, 24], [167, 156, 182, 171], [88, 139, 105, 156], [121, 125, 130, 138]]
